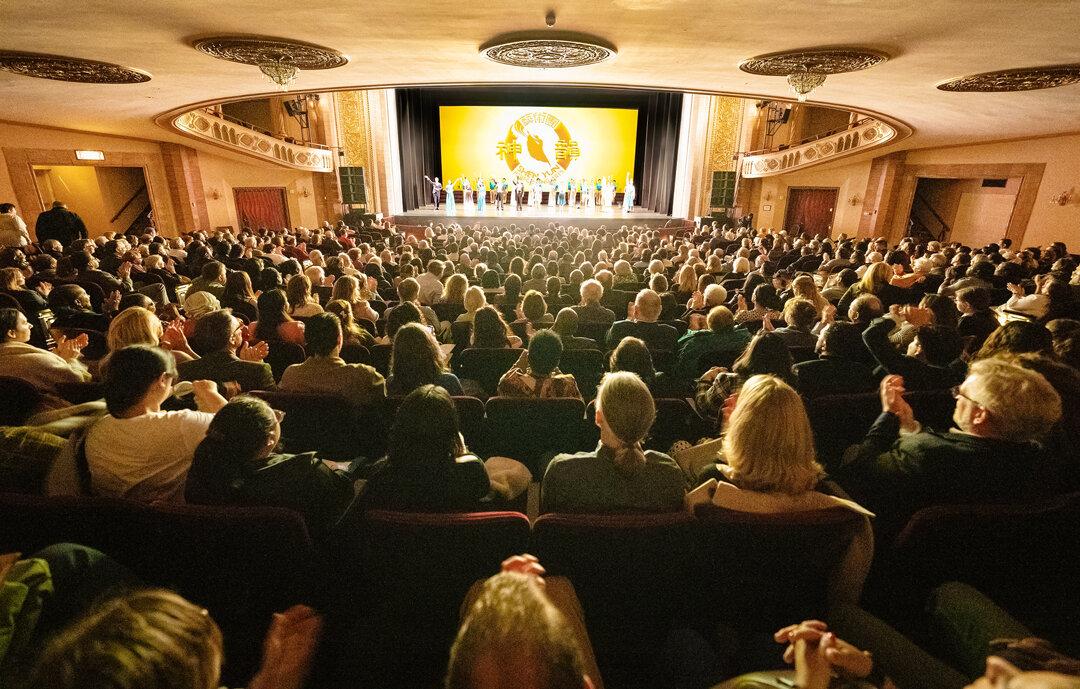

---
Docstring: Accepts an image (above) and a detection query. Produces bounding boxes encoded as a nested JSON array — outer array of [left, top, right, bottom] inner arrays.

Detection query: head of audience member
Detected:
[[732, 332, 794, 382], [254, 289, 292, 342], [389, 384, 466, 469], [633, 289, 662, 323], [791, 275, 824, 304], [189, 395, 282, 503], [703, 283, 727, 309], [386, 301, 423, 340], [107, 306, 163, 352], [391, 322, 448, 395], [676, 264, 697, 293], [481, 269, 501, 289], [522, 290, 548, 322], [848, 294, 884, 325], [185, 289, 221, 322], [201, 260, 226, 285], [29, 589, 224, 689], [909, 324, 964, 366], [464, 286, 487, 317], [285, 273, 315, 311], [224, 270, 256, 304], [952, 357, 1061, 442], [594, 371, 655, 474], [609, 337, 656, 386], [472, 306, 514, 349], [782, 299, 817, 332], [859, 262, 892, 294], [731, 256, 751, 274], [191, 309, 244, 356], [579, 279, 603, 306], [963, 637, 1080, 689], [503, 273, 522, 304], [722, 374, 823, 495], [48, 283, 93, 313], [552, 307, 580, 342], [956, 286, 992, 315], [332, 274, 363, 304], [526, 329, 563, 377], [1046, 318, 1080, 369], [816, 322, 865, 360], [920, 293, 961, 329], [0, 266, 25, 290], [0, 307, 31, 344], [101, 345, 177, 417], [303, 312, 341, 357], [443, 273, 468, 305], [446, 568, 595, 689], [975, 321, 1054, 361]]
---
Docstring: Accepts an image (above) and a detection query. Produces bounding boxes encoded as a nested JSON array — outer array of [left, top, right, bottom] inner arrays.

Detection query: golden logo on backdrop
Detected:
[[497, 112, 580, 185]]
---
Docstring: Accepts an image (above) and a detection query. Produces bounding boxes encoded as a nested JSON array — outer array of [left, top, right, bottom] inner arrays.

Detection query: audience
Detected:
[[279, 313, 386, 407], [178, 308, 273, 392], [387, 322, 463, 396], [695, 331, 794, 420], [0, 307, 90, 410]]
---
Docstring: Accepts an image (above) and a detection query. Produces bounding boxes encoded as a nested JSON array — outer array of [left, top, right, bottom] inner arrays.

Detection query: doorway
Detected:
[[31, 165, 150, 237], [909, 177, 1019, 246], [234, 187, 290, 230], [783, 187, 837, 237]]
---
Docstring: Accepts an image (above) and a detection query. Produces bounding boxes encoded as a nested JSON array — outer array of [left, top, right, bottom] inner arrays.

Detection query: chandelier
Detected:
[[787, 67, 826, 102], [258, 60, 299, 90]]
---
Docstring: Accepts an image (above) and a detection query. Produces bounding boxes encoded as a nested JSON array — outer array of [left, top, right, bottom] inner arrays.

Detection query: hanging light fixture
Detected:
[[258, 59, 299, 90], [786, 66, 826, 101]]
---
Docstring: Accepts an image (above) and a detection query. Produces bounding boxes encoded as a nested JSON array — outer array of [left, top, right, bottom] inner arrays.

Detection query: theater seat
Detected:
[[384, 395, 486, 454], [453, 347, 522, 397], [531, 511, 696, 689], [263, 339, 305, 381], [576, 321, 612, 345], [0, 492, 316, 686], [583, 397, 706, 452], [450, 320, 472, 347], [329, 510, 531, 688], [559, 348, 606, 401], [251, 390, 385, 460], [485, 397, 589, 475], [0, 375, 43, 425]]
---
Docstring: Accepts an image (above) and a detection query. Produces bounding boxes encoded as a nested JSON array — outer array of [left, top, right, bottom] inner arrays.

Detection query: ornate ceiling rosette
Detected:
[[0, 51, 150, 83], [480, 33, 616, 68], [936, 64, 1080, 92], [192, 36, 348, 70], [739, 47, 890, 77]]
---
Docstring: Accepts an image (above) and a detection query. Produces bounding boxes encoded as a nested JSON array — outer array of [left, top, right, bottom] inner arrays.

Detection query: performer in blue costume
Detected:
[[476, 176, 485, 211], [445, 177, 458, 214]]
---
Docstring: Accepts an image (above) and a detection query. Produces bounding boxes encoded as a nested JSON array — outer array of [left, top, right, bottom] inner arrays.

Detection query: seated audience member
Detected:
[[794, 322, 877, 399], [1, 266, 47, 319], [187, 260, 226, 300], [516, 289, 555, 329], [30, 588, 321, 689], [1004, 272, 1065, 321], [178, 309, 273, 392], [974, 320, 1054, 361], [446, 556, 600, 689], [734, 284, 782, 325], [143, 254, 183, 303], [365, 384, 531, 508], [790, 274, 831, 314], [572, 278, 616, 326], [471, 305, 522, 349], [181, 289, 221, 337], [839, 361, 1062, 539], [887, 293, 960, 353], [85, 346, 226, 503], [1006, 353, 1080, 496], [497, 329, 581, 399], [610, 336, 681, 398], [689, 375, 873, 597], [674, 305, 752, 380], [522, 263, 549, 294], [770, 298, 819, 349], [325, 298, 376, 349], [251, 288, 305, 346], [541, 371, 684, 513], [332, 274, 380, 324], [551, 307, 598, 351], [388, 276, 439, 333], [279, 312, 386, 407], [0, 308, 91, 410], [683, 283, 728, 319], [606, 289, 678, 352], [862, 310, 966, 390], [107, 306, 196, 364], [956, 286, 1001, 354], [185, 395, 354, 534], [387, 322, 463, 396], [285, 273, 323, 318], [821, 267, 859, 303], [221, 270, 259, 324], [439, 273, 469, 313], [416, 259, 445, 305], [1046, 318, 1080, 369], [695, 331, 794, 420], [47, 283, 113, 332], [839, 261, 909, 313]]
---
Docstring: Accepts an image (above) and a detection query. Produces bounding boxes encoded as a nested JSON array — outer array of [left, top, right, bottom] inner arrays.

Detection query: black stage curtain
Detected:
[[395, 86, 683, 215]]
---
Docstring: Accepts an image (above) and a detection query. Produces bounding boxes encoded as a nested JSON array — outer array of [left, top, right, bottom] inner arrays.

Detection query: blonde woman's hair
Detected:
[[858, 262, 892, 294], [107, 306, 162, 351], [722, 374, 822, 495], [463, 285, 486, 313], [597, 371, 656, 473], [792, 274, 828, 311], [442, 273, 469, 303]]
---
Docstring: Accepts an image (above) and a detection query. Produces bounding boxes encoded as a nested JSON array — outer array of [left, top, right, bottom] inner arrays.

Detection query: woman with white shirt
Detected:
[[1005, 273, 1057, 320]]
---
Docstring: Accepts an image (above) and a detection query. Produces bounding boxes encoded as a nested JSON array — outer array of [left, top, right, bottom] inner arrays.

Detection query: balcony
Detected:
[[740, 117, 900, 178], [170, 108, 334, 172]]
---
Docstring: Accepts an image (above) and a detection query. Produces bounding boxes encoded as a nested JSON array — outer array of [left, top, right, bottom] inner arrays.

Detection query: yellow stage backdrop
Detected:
[[439, 105, 638, 189]]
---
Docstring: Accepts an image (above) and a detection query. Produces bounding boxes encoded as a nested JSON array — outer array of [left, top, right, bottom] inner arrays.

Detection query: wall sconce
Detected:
[[848, 194, 861, 206], [208, 188, 221, 201], [299, 187, 311, 198], [763, 191, 773, 202], [1050, 190, 1072, 206]]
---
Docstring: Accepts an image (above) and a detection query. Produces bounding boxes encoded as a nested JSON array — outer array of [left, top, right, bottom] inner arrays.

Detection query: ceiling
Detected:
[[2, 0, 1079, 153]]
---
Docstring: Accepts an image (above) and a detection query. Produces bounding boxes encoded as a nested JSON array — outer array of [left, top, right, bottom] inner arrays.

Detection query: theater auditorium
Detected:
[[0, 2, 1078, 688]]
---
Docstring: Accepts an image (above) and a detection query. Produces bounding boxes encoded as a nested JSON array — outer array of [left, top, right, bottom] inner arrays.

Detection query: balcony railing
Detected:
[[171, 109, 334, 172], [740, 117, 898, 178]]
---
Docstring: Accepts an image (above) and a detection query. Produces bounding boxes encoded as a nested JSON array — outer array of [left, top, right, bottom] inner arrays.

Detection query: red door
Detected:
[[234, 187, 290, 230], [783, 188, 838, 237]]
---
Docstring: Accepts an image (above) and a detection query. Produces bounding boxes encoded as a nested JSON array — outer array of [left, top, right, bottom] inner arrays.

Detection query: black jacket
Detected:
[[862, 318, 966, 391], [34, 207, 88, 247], [177, 349, 275, 392], [794, 357, 878, 399]]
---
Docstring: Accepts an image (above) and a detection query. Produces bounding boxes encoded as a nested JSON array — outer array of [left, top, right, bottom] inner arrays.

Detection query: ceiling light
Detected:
[[258, 61, 299, 90], [75, 149, 105, 160], [787, 68, 826, 102]]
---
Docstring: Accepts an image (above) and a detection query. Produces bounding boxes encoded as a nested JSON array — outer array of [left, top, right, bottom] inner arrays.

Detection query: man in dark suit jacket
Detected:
[[34, 201, 87, 248], [794, 322, 877, 398], [862, 313, 965, 390], [571, 279, 616, 326], [606, 289, 678, 353], [838, 361, 1062, 540], [178, 309, 274, 392]]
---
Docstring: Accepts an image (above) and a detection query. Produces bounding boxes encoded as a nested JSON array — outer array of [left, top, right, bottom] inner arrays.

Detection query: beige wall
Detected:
[[751, 159, 872, 237], [196, 149, 320, 230], [32, 165, 146, 236]]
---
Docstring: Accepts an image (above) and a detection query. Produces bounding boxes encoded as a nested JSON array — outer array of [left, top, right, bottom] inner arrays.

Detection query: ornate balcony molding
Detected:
[[740, 117, 898, 178], [170, 109, 333, 172]]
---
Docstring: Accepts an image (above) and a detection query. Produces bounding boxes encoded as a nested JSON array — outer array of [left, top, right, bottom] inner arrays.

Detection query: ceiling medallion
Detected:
[[0, 51, 150, 84], [936, 64, 1080, 92], [740, 47, 888, 102], [480, 33, 616, 69], [193, 36, 346, 91]]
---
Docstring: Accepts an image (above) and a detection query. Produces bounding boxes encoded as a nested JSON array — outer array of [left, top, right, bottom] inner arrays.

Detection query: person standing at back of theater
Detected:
[[35, 201, 88, 248]]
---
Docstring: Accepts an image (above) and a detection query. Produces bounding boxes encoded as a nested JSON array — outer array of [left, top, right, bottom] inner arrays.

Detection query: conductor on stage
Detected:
[[424, 175, 443, 210]]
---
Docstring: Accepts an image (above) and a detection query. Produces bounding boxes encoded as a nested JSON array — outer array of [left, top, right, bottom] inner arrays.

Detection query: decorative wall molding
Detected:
[[740, 118, 898, 178], [171, 109, 334, 172]]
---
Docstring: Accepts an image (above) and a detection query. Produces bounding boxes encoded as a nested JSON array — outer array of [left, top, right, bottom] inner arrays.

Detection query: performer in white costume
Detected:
[[623, 173, 636, 213], [476, 176, 485, 212], [548, 181, 558, 208], [535, 180, 546, 209], [462, 177, 473, 208]]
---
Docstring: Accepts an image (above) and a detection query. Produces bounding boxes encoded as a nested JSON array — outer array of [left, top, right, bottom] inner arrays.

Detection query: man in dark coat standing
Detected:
[[35, 201, 88, 248]]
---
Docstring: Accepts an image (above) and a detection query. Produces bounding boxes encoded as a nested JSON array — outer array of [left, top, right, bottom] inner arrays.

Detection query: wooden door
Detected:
[[234, 187, 289, 230], [783, 187, 838, 237]]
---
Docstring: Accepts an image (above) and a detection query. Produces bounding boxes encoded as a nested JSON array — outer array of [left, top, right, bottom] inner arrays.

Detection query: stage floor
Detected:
[[394, 203, 679, 229]]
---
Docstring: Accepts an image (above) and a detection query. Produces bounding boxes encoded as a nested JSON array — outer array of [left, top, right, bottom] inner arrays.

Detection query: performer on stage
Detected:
[[566, 179, 575, 208], [514, 179, 525, 211], [489, 177, 497, 209], [462, 177, 473, 208], [445, 177, 458, 214], [623, 173, 636, 213], [423, 175, 443, 210], [536, 180, 546, 209], [494, 178, 504, 211], [593, 177, 601, 208], [476, 176, 485, 212]]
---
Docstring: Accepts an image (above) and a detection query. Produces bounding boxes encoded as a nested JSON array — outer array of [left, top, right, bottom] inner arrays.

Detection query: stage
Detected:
[[393, 204, 684, 230]]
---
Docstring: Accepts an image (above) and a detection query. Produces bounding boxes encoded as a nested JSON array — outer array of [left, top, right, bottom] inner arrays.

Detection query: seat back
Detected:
[[576, 321, 611, 345], [450, 320, 473, 347], [455, 347, 522, 396], [384, 395, 487, 454], [696, 347, 743, 376], [339, 342, 371, 365], [559, 348, 605, 401], [0, 376, 43, 425], [531, 512, 696, 686], [251, 391, 381, 460], [335, 510, 530, 687], [369, 343, 393, 377], [485, 397, 588, 474], [263, 340, 306, 381]]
